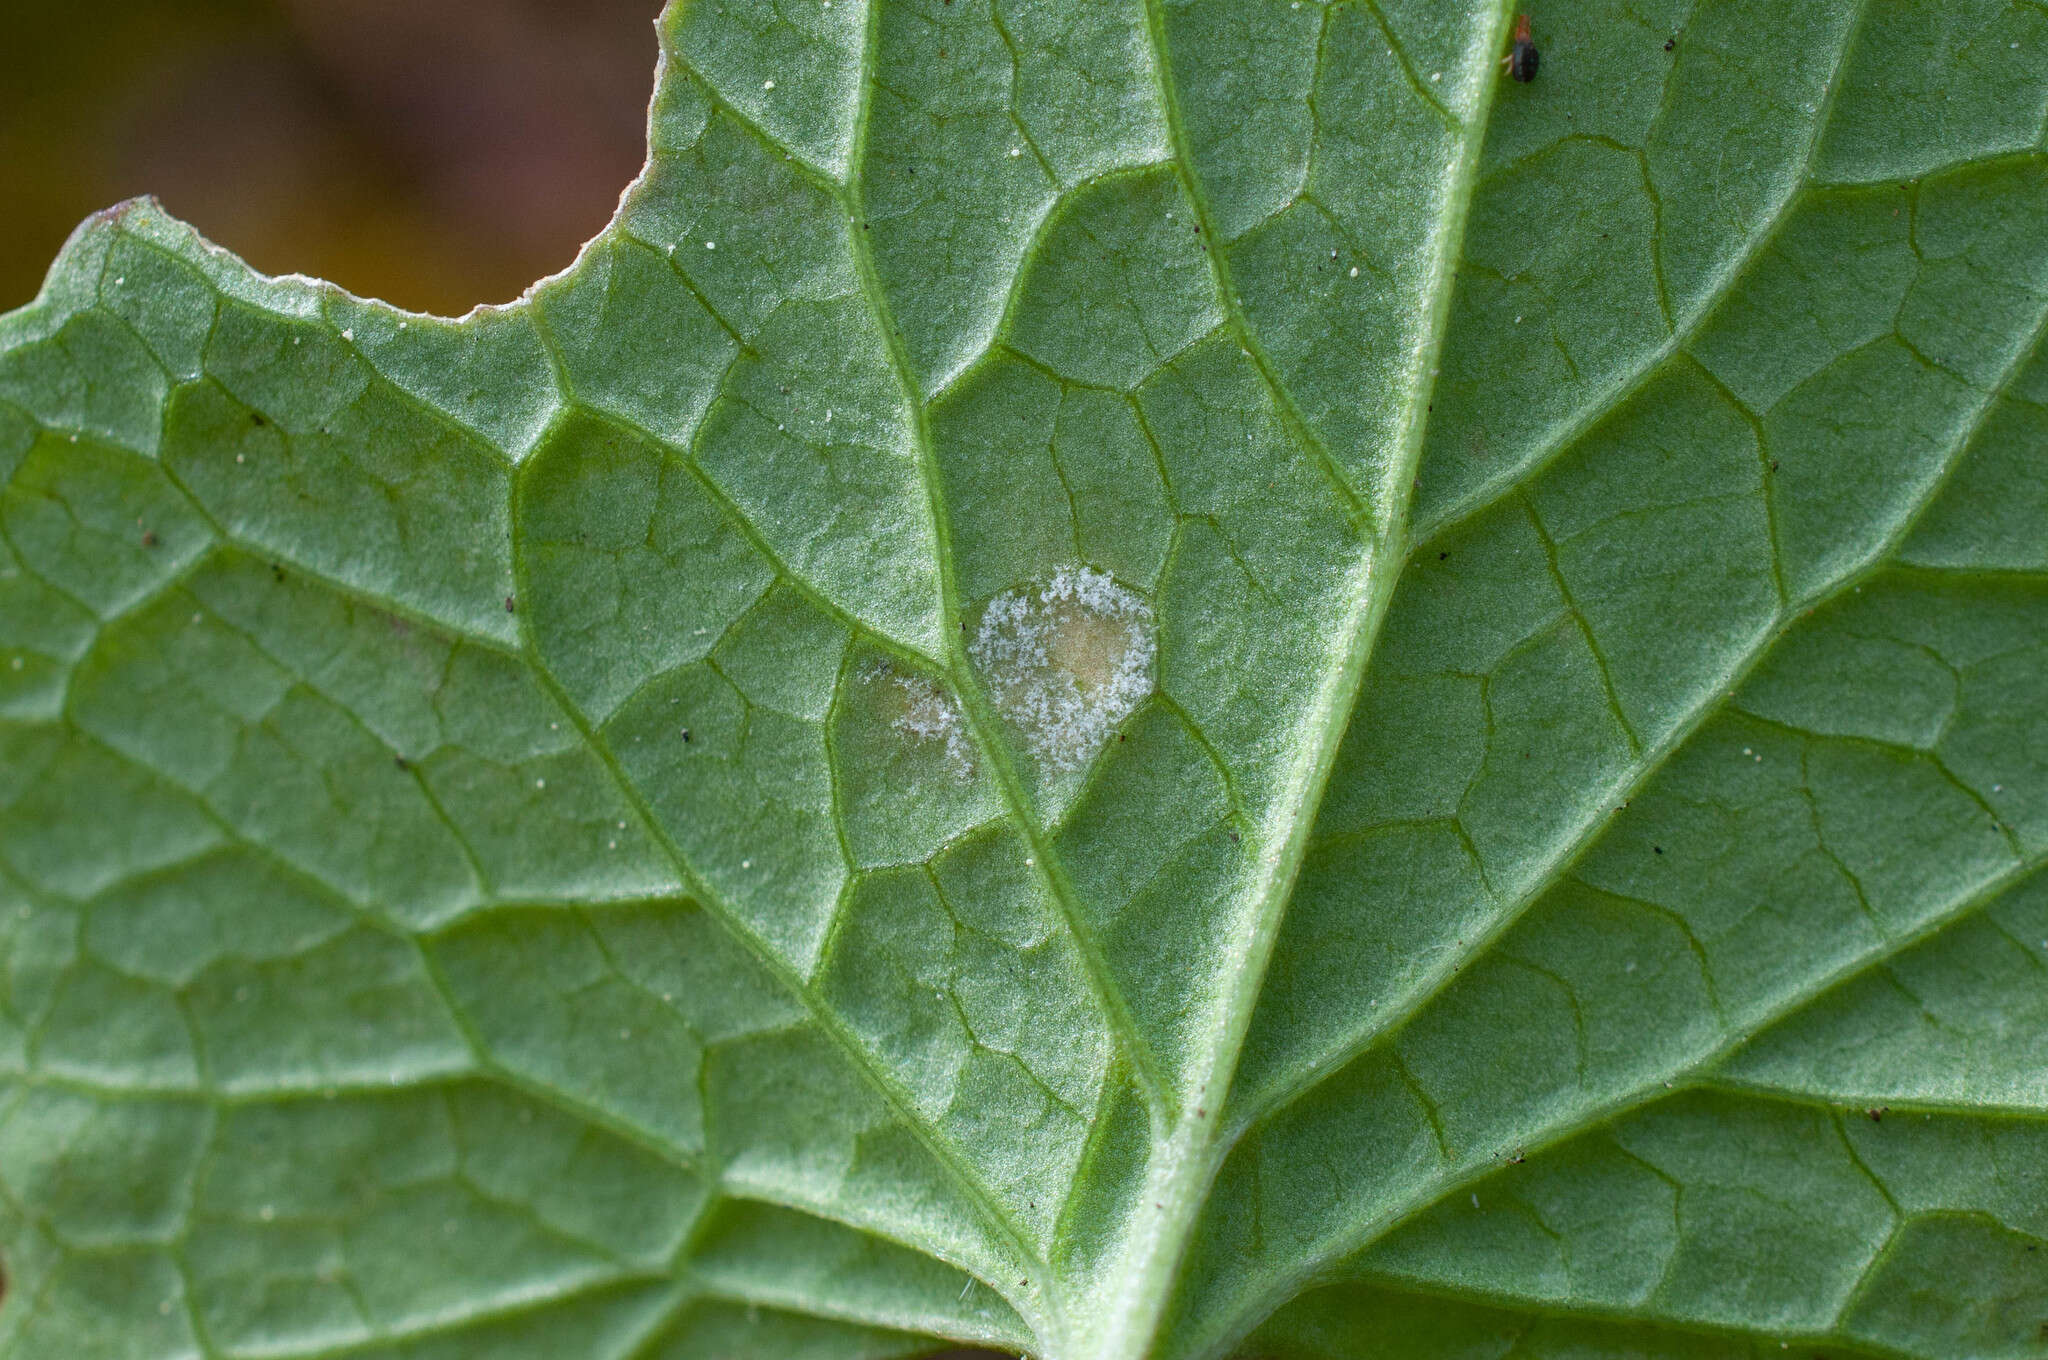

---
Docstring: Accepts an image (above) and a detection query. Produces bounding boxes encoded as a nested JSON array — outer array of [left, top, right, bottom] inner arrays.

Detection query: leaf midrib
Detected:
[[1060, 5, 1521, 1360], [1185, 846, 2048, 1360], [20, 2, 2022, 1353], [1189, 267, 2048, 1353], [1229, 204, 2048, 1153], [1222, 0, 1885, 1133]]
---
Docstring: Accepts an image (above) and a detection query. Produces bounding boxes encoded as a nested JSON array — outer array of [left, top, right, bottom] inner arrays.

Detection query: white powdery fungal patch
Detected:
[[971, 567, 1156, 772], [891, 672, 973, 776]]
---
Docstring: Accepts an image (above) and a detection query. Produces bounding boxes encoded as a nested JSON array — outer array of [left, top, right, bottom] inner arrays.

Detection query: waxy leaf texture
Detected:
[[3, 0, 2047, 1357]]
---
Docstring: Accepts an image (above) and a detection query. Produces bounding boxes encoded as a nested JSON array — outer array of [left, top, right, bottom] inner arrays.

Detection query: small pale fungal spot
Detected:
[[1349, 266, 1359, 278], [705, 240, 716, 250], [888, 670, 973, 775], [764, 79, 776, 89], [341, 328, 354, 341], [971, 567, 1156, 772]]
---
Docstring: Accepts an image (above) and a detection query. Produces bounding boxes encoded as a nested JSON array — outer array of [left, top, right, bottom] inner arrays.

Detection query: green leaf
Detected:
[[3, 0, 2046, 1356]]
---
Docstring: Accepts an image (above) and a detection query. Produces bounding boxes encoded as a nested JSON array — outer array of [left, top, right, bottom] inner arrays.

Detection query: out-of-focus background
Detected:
[[2, 0, 663, 315]]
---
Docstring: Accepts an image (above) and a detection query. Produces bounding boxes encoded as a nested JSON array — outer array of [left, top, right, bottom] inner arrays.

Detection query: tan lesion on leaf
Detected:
[[971, 566, 1156, 772]]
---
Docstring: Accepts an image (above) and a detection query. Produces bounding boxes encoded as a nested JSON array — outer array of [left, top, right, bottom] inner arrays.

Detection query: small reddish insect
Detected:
[[1504, 13, 1539, 82]]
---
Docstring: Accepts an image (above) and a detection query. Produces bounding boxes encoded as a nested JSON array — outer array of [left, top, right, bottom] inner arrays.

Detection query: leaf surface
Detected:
[[3, 1, 2048, 1357]]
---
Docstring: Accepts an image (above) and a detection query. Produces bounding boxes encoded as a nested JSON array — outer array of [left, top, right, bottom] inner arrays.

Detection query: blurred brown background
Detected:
[[2, 0, 663, 315]]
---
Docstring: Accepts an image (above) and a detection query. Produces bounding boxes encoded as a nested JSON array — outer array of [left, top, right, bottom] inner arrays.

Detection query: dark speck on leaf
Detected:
[[682, 729, 692, 743], [505, 596, 517, 613], [141, 530, 159, 548], [1507, 13, 1538, 81], [1665, 36, 1675, 51], [1654, 846, 1663, 854], [1438, 551, 1448, 560], [271, 563, 286, 583], [1866, 1106, 1888, 1122], [250, 412, 267, 426], [394, 756, 410, 771]]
